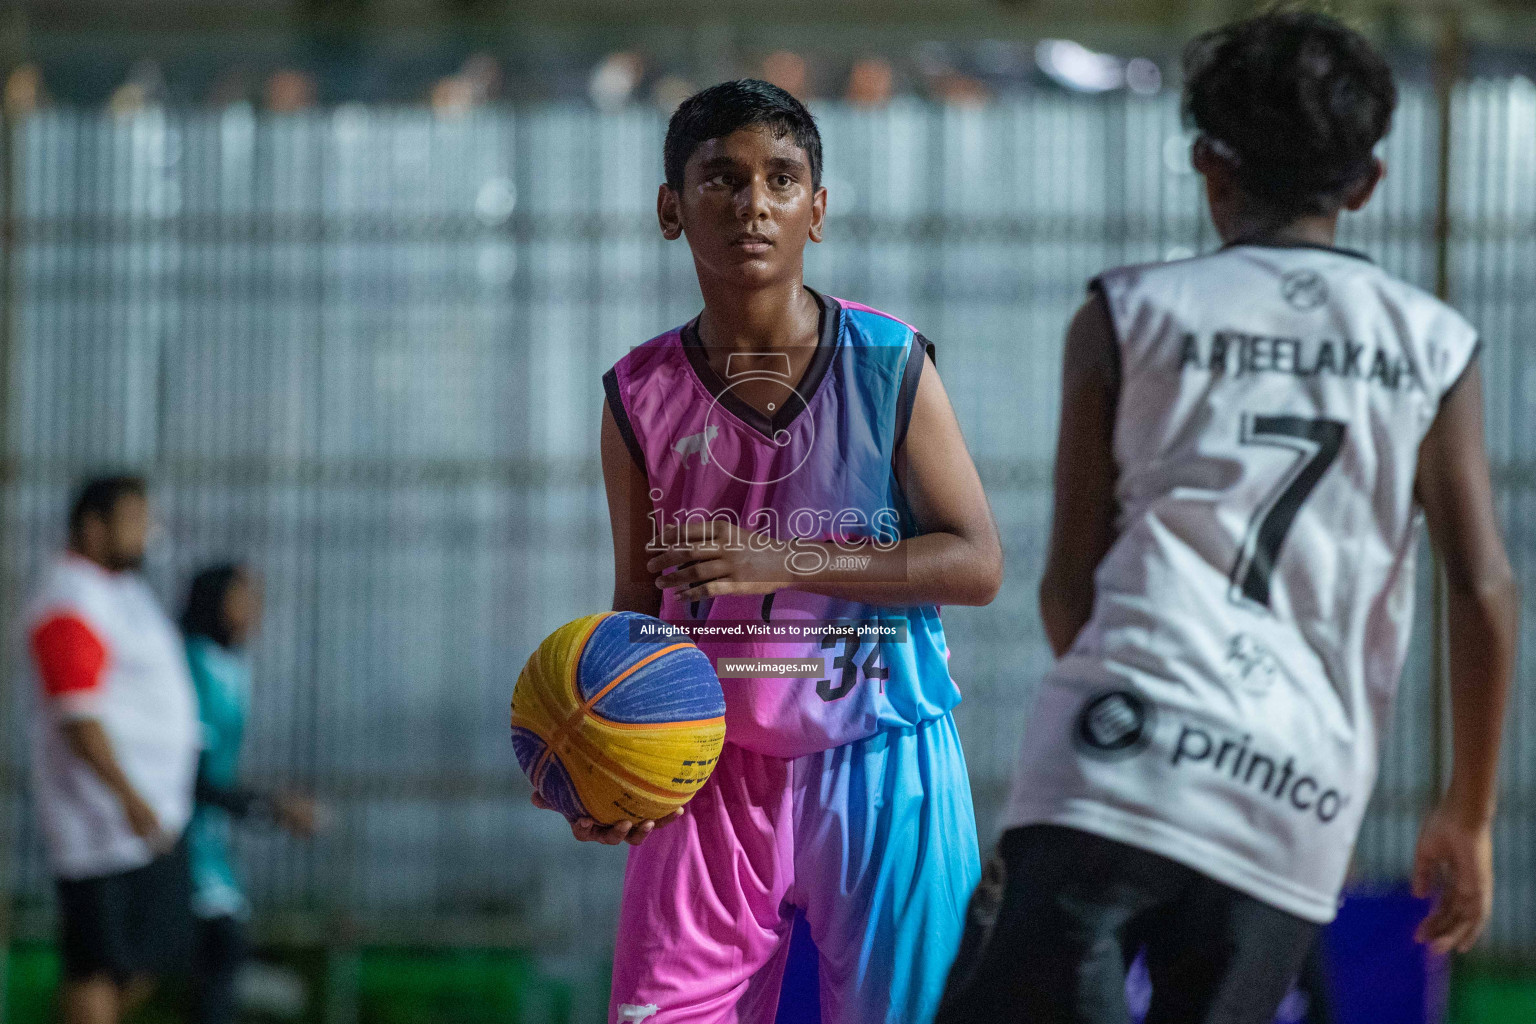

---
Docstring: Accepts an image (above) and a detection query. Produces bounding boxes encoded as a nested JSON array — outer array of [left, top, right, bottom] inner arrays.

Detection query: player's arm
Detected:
[[1409, 356, 1519, 955], [793, 349, 1001, 605], [650, 351, 1004, 607], [601, 401, 663, 618], [1038, 291, 1120, 657]]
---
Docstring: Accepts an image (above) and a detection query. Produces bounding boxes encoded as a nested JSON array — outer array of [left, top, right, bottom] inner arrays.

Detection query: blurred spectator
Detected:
[[264, 69, 316, 112], [846, 57, 895, 107], [761, 50, 809, 99], [181, 563, 318, 1024], [589, 50, 644, 112], [431, 51, 503, 115], [25, 476, 199, 1024], [461, 51, 504, 101], [109, 60, 166, 115], [651, 74, 697, 114], [431, 74, 475, 113], [5, 63, 45, 116], [927, 70, 991, 106]]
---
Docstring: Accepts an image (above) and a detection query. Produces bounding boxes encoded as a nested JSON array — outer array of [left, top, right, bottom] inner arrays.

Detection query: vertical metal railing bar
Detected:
[[0, 94, 17, 1024], [313, 109, 361, 1024], [11, 113, 44, 922]]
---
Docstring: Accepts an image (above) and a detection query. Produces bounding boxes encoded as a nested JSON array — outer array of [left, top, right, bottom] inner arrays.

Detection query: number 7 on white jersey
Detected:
[[1230, 414, 1348, 610]]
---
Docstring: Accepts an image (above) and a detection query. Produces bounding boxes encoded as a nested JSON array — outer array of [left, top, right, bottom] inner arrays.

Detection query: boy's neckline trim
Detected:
[[1222, 237, 1374, 263], [679, 288, 840, 441]]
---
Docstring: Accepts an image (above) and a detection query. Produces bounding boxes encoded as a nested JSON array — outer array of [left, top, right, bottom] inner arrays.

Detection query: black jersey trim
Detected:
[[679, 288, 840, 441], [894, 332, 933, 453], [602, 366, 646, 472], [1086, 280, 1121, 395], [1222, 237, 1374, 263]]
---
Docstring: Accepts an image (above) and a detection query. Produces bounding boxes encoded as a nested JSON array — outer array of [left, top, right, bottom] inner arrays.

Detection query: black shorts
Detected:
[[936, 825, 1319, 1024], [55, 838, 194, 983]]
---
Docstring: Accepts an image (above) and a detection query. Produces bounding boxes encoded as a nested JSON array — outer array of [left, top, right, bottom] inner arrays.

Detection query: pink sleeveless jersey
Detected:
[[603, 290, 961, 757]]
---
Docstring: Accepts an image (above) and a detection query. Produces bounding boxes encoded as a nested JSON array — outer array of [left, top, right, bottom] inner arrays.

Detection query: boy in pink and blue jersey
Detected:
[[535, 80, 1002, 1023]]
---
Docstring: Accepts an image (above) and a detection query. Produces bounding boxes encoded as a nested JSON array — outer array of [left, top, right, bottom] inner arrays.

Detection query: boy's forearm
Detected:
[[1444, 572, 1519, 825], [1039, 578, 1094, 659], [792, 531, 1002, 607]]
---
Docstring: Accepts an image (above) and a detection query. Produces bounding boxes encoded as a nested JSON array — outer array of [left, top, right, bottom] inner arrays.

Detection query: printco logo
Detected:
[[1072, 691, 1352, 825], [1074, 690, 1154, 760], [1170, 724, 1350, 824]]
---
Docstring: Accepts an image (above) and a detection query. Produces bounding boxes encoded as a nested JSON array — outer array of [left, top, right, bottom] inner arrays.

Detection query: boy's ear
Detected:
[[1342, 157, 1385, 212], [808, 185, 827, 244], [1190, 136, 1237, 189], [1191, 137, 1240, 214], [657, 183, 683, 240]]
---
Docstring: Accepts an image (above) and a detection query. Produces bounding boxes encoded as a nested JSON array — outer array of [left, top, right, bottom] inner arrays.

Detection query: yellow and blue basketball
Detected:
[[511, 611, 725, 825]]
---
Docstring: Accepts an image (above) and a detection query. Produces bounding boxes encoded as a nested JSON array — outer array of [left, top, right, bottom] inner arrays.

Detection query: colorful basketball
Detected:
[[511, 611, 726, 826]]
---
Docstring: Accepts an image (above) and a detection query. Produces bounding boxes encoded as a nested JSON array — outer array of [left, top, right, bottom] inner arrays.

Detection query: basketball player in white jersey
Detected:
[[937, 12, 1518, 1024]]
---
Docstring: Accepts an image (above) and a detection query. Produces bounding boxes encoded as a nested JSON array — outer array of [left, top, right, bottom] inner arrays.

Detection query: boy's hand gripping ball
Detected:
[[512, 611, 726, 826]]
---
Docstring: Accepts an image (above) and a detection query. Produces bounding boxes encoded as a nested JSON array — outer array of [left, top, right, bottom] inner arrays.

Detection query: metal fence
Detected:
[[0, 81, 1533, 964]]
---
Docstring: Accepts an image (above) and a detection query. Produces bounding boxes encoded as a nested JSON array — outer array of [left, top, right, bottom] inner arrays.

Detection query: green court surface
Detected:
[[354, 949, 574, 1024], [12, 945, 1534, 1024], [1448, 965, 1536, 1024], [2, 944, 58, 1024], [3, 943, 581, 1024]]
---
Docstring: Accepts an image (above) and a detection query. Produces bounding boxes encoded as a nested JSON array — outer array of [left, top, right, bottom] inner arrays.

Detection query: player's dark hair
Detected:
[[181, 562, 247, 649], [1183, 9, 1397, 220], [68, 475, 147, 543], [664, 79, 822, 190]]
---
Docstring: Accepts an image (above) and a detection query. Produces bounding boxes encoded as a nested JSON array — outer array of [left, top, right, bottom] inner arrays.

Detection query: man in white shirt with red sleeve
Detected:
[[26, 476, 201, 1024]]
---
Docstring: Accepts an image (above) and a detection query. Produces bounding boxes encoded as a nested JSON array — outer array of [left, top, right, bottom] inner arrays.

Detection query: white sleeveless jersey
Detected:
[[1004, 243, 1480, 923]]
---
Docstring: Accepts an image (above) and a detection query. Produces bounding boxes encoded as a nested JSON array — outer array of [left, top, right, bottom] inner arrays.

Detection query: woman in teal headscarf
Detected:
[[181, 563, 315, 1024]]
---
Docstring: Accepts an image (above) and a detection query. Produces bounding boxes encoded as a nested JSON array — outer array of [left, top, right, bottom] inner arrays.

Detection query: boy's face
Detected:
[[658, 126, 826, 290]]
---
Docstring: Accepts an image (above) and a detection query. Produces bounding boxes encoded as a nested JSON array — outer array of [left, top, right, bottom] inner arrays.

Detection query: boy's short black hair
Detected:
[[664, 79, 822, 190], [68, 474, 147, 541], [1183, 9, 1397, 219]]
